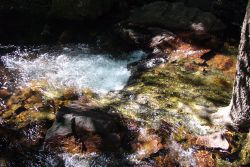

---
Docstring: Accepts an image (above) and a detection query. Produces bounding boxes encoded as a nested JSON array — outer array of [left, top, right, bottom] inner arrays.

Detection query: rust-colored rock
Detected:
[[195, 150, 216, 167], [207, 54, 236, 78], [134, 139, 163, 160], [83, 134, 102, 153], [46, 136, 83, 154], [169, 45, 210, 61], [149, 30, 212, 62], [130, 128, 163, 159]]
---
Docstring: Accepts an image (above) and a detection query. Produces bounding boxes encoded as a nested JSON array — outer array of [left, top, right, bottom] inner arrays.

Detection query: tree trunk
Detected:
[[230, 0, 250, 130]]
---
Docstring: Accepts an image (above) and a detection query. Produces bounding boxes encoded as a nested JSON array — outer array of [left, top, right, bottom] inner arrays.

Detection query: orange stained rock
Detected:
[[207, 54, 236, 78], [84, 134, 102, 153], [169, 44, 210, 60], [195, 150, 216, 167], [46, 136, 83, 154], [132, 138, 163, 160]]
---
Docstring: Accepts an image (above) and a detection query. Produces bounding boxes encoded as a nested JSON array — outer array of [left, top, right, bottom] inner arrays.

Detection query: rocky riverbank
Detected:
[[1, 38, 249, 166], [1, 1, 250, 167]]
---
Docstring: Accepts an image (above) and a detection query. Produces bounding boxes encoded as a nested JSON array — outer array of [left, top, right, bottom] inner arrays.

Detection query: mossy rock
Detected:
[[238, 133, 250, 165]]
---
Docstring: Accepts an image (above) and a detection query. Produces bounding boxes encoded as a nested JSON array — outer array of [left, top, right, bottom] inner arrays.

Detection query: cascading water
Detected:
[[0, 44, 150, 167], [1, 44, 146, 94], [0, 44, 203, 167]]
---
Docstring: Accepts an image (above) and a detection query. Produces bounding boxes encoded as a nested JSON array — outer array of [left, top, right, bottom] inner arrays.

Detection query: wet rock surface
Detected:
[[45, 103, 126, 153], [0, 3, 248, 165], [0, 87, 57, 128], [0, 41, 248, 166]]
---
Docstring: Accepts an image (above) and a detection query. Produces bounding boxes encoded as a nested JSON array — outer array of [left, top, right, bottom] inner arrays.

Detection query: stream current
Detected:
[[0, 44, 149, 167], [0, 44, 146, 94], [0, 43, 205, 167]]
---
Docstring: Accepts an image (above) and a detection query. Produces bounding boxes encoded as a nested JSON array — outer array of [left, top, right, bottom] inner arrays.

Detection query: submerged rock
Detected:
[[1, 87, 56, 128]]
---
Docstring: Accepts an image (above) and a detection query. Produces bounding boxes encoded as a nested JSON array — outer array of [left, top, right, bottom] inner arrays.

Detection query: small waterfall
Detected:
[[1, 44, 146, 94]]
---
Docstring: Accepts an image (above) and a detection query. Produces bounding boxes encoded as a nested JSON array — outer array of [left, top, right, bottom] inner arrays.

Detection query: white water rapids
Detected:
[[1, 44, 146, 94]]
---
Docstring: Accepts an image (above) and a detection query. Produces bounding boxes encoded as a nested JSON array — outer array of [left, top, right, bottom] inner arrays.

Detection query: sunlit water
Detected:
[[1, 44, 146, 94], [0, 44, 198, 167]]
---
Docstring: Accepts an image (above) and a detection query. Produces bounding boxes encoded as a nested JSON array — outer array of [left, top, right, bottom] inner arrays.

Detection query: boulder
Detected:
[[45, 114, 73, 140], [45, 103, 125, 153], [128, 1, 225, 33], [45, 104, 120, 140]]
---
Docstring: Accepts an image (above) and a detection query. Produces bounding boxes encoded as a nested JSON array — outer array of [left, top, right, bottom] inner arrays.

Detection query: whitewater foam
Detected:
[[1, 45, 146, 94]]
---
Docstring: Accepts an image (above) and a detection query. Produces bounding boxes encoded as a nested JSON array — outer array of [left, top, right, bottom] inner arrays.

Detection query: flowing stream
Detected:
[[0, 42, 234, 167], [1, 44, 146, 94], [0, 44, 151, 167]]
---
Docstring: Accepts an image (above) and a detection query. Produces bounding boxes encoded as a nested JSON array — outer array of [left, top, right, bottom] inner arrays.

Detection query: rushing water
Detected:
[[0, 44, 146, 94], [0, 44, 148, 166], [0, 44, 200, 167]]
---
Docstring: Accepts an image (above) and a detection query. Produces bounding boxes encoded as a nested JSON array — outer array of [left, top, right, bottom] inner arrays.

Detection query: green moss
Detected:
[[98, 61, 233, 136], [173, 126, 188, 143], [215, 157, 234, 167], [1, 85, 82, 128], [2, 104, 22, 119], [238, 133, 250, 165]]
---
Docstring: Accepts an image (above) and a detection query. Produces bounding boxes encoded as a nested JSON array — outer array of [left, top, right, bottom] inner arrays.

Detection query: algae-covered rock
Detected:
[[87, 58, 235, 165], [0, 83, 83, 128], [238, 133, 250, 165]]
